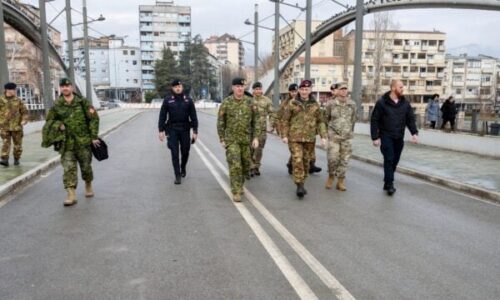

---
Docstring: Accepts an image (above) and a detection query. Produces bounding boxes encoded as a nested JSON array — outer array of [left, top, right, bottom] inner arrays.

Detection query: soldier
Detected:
[[250, 81, 276, 176], [217, 78, 260, 202], [277, 83, 298, 175], [281, 80, 326, 199], [0, 82, 28, 167], [324, 83, 357, 191], [44, 78, 100, 206], [158, 79, 198, 185]]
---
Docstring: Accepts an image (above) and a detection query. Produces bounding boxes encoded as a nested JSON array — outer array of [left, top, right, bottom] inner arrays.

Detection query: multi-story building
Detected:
[[345, 30, 447, 112], [139, 1, 191, 92], [70, 36, 110, 90], [276, 21, 351, 103], [444, 54, 500, 110], [204, 34, 244, 69]]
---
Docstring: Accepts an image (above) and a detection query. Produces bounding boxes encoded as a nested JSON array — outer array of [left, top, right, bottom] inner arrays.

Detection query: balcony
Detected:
[[402, 72, 410, 78], [410, 59, 418, 64], [420, 72, 427, 78], [439, 45, 445, 51], [139, 15, 153, 22], [452, 81, 464, 86], [482, 68, 494, 73], [409, 86, 417, 91], [140, 35, 154, 42], [421, 45, 428, 51], [142, 74, 155, 80], [404, 45, 411, 51], [140, 25, 153, 31], [385, 72, 393, 78], [426, 86, 435, 91], [428, 59, 435, 65], [437, 72, 444, 78], [393, 58, 401, 64], [453, 68, 465, 73], [481, 81, 492, 87]]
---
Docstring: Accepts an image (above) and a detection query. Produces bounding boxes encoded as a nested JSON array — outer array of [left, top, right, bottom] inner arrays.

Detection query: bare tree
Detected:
[[258, 54, 274, 78]]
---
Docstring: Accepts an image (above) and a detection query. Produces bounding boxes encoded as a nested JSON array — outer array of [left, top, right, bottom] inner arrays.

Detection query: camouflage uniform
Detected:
[[277, 96, 294, 168], [217, 95, 261, 195], [282, 96, 326, 184], [0, 95, 28, 161], [251, 94, 276, 170], [325, 97, 357, 178], [45, 94, 99, 189]]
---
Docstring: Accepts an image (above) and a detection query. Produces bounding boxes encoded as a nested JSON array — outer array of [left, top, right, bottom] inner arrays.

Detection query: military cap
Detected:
[[59, 78, 72, 86], [338, 82, 348, 89], [232, 77, 246, 86], [171, 79, 182, 87], [4, 82, 17, 90], [299, 80, 312, 88], [330, 83, 339, 90], [288, 83, 298, 91], [252, 81, 262, 89]]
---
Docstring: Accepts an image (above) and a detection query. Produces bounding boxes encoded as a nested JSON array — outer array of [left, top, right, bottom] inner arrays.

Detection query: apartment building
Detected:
[[204, 34, 244, 69]]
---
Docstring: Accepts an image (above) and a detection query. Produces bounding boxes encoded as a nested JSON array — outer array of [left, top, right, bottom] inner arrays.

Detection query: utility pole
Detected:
[[0, 0, 9, 92], [39, 0, 53, 110], [82, 0, 92, 101], [304, 0, 312, 79], [273, 0, 280, 107], [65, 0, 75, 83], [254, 3, 258, 83], [352, 0, 364, 117]]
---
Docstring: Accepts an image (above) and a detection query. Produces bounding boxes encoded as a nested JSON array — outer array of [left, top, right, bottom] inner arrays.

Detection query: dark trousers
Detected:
[[430, 121, 436, 129], [441, 118, 455, 130], [380, 135, 404, 184], [167, 128, 191, 176]]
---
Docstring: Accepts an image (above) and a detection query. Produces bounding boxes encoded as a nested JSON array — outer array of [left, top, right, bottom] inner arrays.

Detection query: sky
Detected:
[[27, 0, 500, 65]]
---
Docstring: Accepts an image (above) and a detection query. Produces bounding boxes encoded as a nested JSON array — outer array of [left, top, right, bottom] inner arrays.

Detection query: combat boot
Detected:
[[254, 168, 260, 176], [181, 167, 187, 178], [325, 174, 334, 189], [85, 181, 94, 198], [296, 183, 306, 198], [309, 161, 322, 174], [286, 163, 292, 175], [174, 175, 181, 185], [14, 159, 20, 165], [64, 188, 77, 206], [232, 193, 241, 202], [0, 158, 8, 167], [336, 177, 347, 191]]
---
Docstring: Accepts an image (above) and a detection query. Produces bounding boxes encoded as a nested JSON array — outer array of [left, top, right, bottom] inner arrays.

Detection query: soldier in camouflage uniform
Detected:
[[324, 83, 357, 191], [217, 78, 261, 202], [0, 82, 28, 167], [44, 78, 100, 206], [281, 80, 327, 198], [277, 84, 298, 175], [250, 81, 276, 176]]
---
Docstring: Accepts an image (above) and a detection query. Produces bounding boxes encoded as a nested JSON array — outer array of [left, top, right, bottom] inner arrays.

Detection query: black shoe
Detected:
[[309, 164, 322, 174], [0, 159, 8, 167], [383, 183, 390, 191], [296, 183, 306, 198], [14, 159, 20, 166], [181, 168, 186, 178], [287, 163, 292, 175], [386, 184, 396, 196], [174, 175, 181, 185], [254, 168, 260, 176]]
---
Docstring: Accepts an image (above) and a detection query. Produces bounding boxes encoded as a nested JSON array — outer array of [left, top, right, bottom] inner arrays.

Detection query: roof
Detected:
[[204, 33, 240, 44]]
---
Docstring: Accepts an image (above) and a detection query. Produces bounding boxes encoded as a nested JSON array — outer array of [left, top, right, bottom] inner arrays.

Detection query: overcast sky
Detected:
[[28, 0, 500, 64]]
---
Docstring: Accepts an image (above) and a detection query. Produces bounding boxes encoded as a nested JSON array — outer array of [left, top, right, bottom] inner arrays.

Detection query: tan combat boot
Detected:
[[232, 193, 241, 202], [85, 181, 94, 198], [64, 188, 77, 206], [336, 177, 347, 191], [325, 175, 335, 189]]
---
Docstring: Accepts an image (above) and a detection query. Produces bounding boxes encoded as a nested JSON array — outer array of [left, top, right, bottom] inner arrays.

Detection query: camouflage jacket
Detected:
[[325, 97, 357, 141], [45, 94, 99, 150], [282, 96, 327, 143], [277, 96, 293, 137], [0, 95, 28, 131], [253, 95, 277, 131], [217, 95, 261, 145]]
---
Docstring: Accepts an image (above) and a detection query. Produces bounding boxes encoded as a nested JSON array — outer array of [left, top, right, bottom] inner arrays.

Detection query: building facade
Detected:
[[139, 1, 191, 92], [204, 34, 244, 69]]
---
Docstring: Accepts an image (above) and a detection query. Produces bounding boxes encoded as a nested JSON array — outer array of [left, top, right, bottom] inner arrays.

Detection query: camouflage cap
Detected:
[[338, 82, 348, 89], [59, 78, 72, 86]]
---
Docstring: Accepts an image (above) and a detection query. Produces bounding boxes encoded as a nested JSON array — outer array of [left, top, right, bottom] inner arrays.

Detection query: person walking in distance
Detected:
[[371, 80, 418, 196], [158, 79, 199, 185], [425, 94, 440, 129], [217, 78, 260, 202], [440, 96, 457, 131]]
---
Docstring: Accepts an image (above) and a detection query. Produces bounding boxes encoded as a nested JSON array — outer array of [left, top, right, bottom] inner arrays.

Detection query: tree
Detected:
[[154, 47, 178, 98]]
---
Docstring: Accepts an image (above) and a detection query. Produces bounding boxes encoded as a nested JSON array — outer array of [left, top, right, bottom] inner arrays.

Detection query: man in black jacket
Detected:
[[370, 80, 418, 195], [158, 79, 198, 184]]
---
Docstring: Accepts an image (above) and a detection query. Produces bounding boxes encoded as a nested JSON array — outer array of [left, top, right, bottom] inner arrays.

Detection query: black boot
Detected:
[[174, 175, 182, 185], [254, 168, 260, 176], [181, 167, 187, 178], [14, 159, 20, 166], [296, 183, 306, 198], [383, 182, 390, 191], [287, 163, 292, 175], [386, 183, 396, 196], [250, 169, 255, 177], [309, 161, 322, 174], [0, 159, 8, 167]]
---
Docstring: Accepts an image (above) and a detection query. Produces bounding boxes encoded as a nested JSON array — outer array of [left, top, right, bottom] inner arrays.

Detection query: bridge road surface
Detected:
[[0, 110, 499, 300]]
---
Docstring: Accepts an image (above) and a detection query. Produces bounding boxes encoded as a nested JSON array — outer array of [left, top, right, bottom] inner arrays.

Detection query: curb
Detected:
[[0, 111, 144, 203]]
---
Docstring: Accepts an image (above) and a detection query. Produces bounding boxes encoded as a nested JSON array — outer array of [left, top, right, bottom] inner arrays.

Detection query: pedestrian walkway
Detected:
[[0, 109, 143, 187]]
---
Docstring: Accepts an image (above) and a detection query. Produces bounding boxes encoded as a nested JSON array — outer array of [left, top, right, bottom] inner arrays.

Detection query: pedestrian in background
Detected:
[[440, 96, 457, 131], [371, 80, 418, 196], [426, 94, 440, 129], [0, 82, 28, 167]]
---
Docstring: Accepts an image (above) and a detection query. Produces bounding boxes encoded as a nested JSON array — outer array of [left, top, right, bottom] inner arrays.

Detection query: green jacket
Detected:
[[44, 94, 99, 151], [282, 96, 327, 143], [253, 95, 277, 131], [217, 95, 261, 145], [0, 95, 29, 131], [41, 118, 66, 153]]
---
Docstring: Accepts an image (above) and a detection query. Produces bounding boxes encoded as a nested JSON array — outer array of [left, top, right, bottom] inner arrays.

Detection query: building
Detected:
[[204, 34, 244, 69], [67, 36, 142, 102], [345, 30, 447, 112], [444, 54, 500, 110], [276, 21, 352, 103], [139, 1, 191, 92]]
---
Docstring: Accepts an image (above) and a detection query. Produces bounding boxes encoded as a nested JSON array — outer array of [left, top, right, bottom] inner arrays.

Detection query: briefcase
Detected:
[[91, 138, 108, 161]]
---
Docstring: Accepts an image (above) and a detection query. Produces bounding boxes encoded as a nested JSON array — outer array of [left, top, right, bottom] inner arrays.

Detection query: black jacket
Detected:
[[370, 91, 418, 140], [440, 100, 457, 120], [158, 93, 198, 133]]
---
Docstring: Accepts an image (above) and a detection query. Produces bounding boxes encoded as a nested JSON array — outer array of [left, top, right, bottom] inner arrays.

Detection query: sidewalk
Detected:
[[0, 109, 144, 198]]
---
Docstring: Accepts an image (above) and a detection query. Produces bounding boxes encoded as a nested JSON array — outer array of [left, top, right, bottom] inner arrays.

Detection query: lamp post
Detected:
[[0, 0, 9, 92], [352, 0, 364, 117], [39, 0, 53, 110]]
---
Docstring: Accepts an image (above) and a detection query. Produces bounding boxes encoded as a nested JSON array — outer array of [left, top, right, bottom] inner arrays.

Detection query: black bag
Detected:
[[91, 138, 108, 161]]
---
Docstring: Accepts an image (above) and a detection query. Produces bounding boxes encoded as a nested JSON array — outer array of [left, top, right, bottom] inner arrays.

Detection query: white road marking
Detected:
[[193, 144, 319, 300], [197, 139, 355, 300]]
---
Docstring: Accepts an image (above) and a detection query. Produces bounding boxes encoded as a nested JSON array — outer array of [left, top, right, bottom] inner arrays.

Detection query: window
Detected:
[[456, 89, 462, 94], [417, 53, 426, 59], [133, 61, 137, 65], [480, 88, 490, 95], [131, 50, 135, 55], [429, 40, 437, 46], [123, 50, 128, 55], [394, 39, 402, 46], [133, 79, 138, 84]]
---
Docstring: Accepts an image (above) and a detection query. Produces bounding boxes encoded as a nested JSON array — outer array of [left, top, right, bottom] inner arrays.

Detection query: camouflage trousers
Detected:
[[287, 144, 316, 166], [289, 142, 315, 184], [327, 138, 352, 178], [1, 130, 23, 160], [251, 132, 267, 169], [61, 146, 93, 189], [226, 142, 251, 195]]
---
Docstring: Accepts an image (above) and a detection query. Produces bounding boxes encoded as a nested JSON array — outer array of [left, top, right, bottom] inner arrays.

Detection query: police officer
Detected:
[[158, 79, 198, 185], [0, 82, 28, 166]]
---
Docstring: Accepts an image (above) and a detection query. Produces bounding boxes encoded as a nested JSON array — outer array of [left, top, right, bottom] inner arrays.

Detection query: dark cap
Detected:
[[59, 78, 72, 86], [330, 83, 339, 90], [288, 83, 298, 91], [232, 77, 246, 86], [252, 81, 262, 89], [4, 82, 17, 90], [299, 80, 312, 88], [171, 79, 182, 87]]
